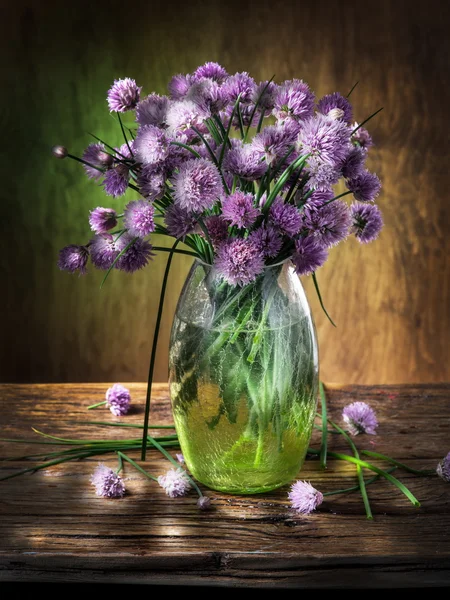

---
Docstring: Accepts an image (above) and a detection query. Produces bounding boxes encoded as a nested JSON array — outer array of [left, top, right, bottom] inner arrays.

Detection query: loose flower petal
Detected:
[[288, 480, 323, 514], [105, 383, 131, 416]]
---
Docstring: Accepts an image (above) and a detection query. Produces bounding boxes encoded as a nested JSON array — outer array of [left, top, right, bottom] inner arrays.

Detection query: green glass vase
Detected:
[[169, 260, 319, 494]]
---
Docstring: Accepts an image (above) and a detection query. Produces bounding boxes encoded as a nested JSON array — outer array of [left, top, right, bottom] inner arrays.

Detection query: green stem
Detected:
[[116, 452, 123, 474], [346, 81, 359, 98], [319, 382, 328, 470], [117, 113, 134, 157], [352, 107, 384, 135], [323, 190, 353, 206], [323, 467, 397, 497], [361, 450, 436, 476], [218, 93, 242, 168], [152, 246, 198, 258], [141, 240, 179, 460], [117, 451, 158, 481], [87, 401, 107, 410], [312, 272, 336, 327], [170, 141, 201, 158]]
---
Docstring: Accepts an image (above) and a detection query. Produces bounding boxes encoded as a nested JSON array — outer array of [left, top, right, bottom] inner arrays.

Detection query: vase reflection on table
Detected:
[[169, 259, 319, 494]]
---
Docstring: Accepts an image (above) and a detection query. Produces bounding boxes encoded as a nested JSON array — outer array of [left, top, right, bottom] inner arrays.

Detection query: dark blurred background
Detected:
[[1, 0, 449, 385]]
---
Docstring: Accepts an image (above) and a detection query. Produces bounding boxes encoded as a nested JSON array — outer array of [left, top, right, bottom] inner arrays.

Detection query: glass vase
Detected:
[[169, 260, 319, 494]]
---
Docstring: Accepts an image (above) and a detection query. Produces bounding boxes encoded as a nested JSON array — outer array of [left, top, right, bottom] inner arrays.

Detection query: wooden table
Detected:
[[1, 383, 449, 587]]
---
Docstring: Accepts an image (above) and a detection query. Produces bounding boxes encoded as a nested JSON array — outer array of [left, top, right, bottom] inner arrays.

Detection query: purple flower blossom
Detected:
[[205, 215, 229, 247], [341, 146, 366, 179], [342, 401, 378, 435], [187, 79, 228, 114], [135, 93, 169, 127], [105, 383, 131, 416], [346, 170, 381, 202], [115, 141, 134, 160], [222, 72, 256, 104], [197, 496, 211, 510], [351, 202, 383, 243], [90, 234, 118, 270], [302, 200, 351, 248], [215, 238, 264, 286], [305, 189, 334, 206], [166, 99, 209, 143], [223, 141, 266, 181], [193, 62, 228, 83], [165, 204, 197, 239], [103, 165, 129, 197], [351, 123, 374, 149], [273, 79, 315, 123], [317, 92, 353, 124], [269, 198, 302, 236], [91, 464, 126, 498], [437, 452, 450, 482], [292, 236, 328, 275], [288, 480, 323, 515], [298, 113, 351, 167], [305, 156, 341, 191], [57, 245, 89, 275], [158, 468, 192, 497], [252, 125, 293, 166], [134, 124, 170, 166], [176, 453, 185, 465], [249, 225, 283, 258], [82, 143, 111, 180], [123, 200, 155, 237], [115, 234, 154, 273], [172, 158, 223, 213], [107, 78, 141, 112], [252, 80, 278, 113], [222, 190, 260, 228], [168, 74, 193, 100], [138, 164, 167, 200], [89, 207, 118, 234]]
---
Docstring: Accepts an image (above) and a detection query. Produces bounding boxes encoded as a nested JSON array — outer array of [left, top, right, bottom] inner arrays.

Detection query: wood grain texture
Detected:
[[1, 0, 449, 384], [1, 383, 449, 586]]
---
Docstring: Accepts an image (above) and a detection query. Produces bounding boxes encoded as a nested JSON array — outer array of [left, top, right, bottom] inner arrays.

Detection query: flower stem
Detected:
[[117, 113, 134, 158], [361, 450, 436, 475], [87, 401, 107, 410], [323, 467, 396, 497], [152, 246, 198, 258], [117, 451, 158, 482], [319, 382, 328, 470], [141, 240, 179, 460], [312, 272, 336, 327], [116, 452, 123, 474]]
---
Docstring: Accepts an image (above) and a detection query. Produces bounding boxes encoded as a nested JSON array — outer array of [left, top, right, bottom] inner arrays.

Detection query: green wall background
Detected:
[[2, 0, 449, 384]]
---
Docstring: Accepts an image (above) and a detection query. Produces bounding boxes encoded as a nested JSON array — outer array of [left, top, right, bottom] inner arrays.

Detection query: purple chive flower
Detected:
[[288, 480, 323, 515], [176, 453, 185, 465], [168, 73, 193, 100], [305, 189, 334, 206], [158, 468, 192, 498], [205, 215, 229, 247], [215, 238, 264, 286], [166, 99, 209, 143], [299, 113, 351, 167], [115, 234, 154, 273], [302, 200, 351, 248], [107, 78, 141, 112], [105, 383, 131, 416], [252, 80, 278, 113], [57, 245, 89, 275], [351, 202, 383, 243], [346, 170, 381, 202], [223, 141, 266, 181], [115, 141, 134, 160], [187, 79, 228, 114], [165, 204, 197, 239], [252, 124, 293, 166], [82, 143, 112, 180], [249, 225, 283, 258], [305, 156, 341, 191], [123, 200, 155, 237], [342, 401, 378, 435], [351, 123, 374, 149], [172, 157, 223, 213], [135, 93, 169, 127], [91, 464, 126, 498], [134, 124, 170, 166], [222, 71, 256, 104], [193, 62, 228, 83], [292, 236, 328, 276], [222, 190, 260, 228], [273, 79, 315, 123], [341, 145, 366, 179], [89, 207, 118, 234], [317, 92, 353, 124], [269, 198, 302, 236], [138, 164, 167, 200], [103, 165, 129, 198], [437, 452, 450, 482], [90, 234, 118, 270], [197, 496, 211, 510]]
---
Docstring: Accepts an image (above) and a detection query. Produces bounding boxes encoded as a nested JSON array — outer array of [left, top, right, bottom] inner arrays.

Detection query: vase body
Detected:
[[169, 260, 319, 494]]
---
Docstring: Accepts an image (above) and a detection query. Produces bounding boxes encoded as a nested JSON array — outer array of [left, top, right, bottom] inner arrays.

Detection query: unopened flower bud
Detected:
[[98, 151, 114, 167], [52, 145, 68, 159]]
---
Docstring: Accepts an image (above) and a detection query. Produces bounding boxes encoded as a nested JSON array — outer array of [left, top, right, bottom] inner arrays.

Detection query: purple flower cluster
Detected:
[[57, 63, 383, 286], [157, 468, 192, 497], [437, 452, 450, 483], [91, 464, 126, 498], [342, 401, 378, 436], [105, 383, 131, 416], [288, 480, 323, 514]]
